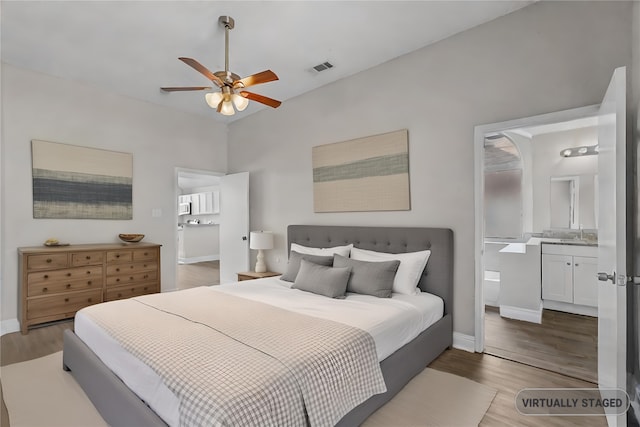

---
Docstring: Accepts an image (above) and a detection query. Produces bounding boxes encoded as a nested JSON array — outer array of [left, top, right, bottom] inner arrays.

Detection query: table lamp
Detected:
[[250, 231, 274, 273]]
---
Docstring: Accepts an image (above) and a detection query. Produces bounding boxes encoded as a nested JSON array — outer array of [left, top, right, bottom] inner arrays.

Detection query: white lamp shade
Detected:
[[205, 92, 223, 108], [219, 100, 235, 116], [232, 93, 249, 111], [250, 231, 274, 250]]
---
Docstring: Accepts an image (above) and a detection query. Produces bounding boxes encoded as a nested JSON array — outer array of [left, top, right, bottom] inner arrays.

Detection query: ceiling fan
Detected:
[[161, 16, 281, 116]]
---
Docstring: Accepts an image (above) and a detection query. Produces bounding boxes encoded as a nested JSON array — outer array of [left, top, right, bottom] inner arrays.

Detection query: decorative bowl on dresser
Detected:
[[18, 242, 161, 334]]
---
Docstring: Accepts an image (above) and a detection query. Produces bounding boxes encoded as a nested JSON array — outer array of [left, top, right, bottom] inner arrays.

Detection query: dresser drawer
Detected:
[[106, 270, 157, 286], [133, 248, 158, 261], [105, 282, 158, 301], [71, 251, 104, 266], [106, 261, 157, 276], [27, 266, 103, 286], [27, 276, 103, 297], [27, 253, 68, 270], [27, 289, 102, 320], [106, 250, 133, 263]]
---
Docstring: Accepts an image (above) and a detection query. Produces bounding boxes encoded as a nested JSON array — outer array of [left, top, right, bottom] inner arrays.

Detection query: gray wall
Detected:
[[531, 126, 599, 232], [0, 64, 228, 327], [228, 1, 633, 337]]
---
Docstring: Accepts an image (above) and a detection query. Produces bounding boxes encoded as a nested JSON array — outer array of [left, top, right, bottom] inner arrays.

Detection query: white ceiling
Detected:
[[1, 1, 533, 123]]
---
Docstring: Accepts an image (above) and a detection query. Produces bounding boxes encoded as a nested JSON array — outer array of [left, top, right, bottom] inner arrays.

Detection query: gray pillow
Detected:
[[333, 254, 400, 298], [292, 259, 351, 299], [281, 251, 334, 282]]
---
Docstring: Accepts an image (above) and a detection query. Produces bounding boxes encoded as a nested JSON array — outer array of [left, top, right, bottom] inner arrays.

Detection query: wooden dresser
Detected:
[[18, 242, 161, 334]]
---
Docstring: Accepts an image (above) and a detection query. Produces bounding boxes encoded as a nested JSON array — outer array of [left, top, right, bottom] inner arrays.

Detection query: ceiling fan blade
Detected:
[[234, 70, 278, 89], [240, 91, 281, 108], [178, 57, 224, 87], [161, 86, 211, 92]]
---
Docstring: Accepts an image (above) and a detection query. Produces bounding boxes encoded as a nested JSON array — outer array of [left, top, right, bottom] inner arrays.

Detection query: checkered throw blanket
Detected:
[[82, 287, 386, 427]]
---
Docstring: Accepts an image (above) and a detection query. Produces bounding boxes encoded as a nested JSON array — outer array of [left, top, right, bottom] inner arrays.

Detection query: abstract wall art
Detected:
[[31, 140, 133, 219], [312, 129, 410, 212]]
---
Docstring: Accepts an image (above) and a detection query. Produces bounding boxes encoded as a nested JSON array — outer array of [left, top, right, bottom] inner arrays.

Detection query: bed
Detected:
[[62, 225, 453, 426]]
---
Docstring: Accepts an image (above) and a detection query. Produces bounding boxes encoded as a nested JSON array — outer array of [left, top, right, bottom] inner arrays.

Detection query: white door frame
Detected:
[[473, 104, 600, 352]]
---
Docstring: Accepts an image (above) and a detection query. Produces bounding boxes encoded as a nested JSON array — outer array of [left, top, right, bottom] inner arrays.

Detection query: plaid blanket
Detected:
[[82, 287, 386, 427]]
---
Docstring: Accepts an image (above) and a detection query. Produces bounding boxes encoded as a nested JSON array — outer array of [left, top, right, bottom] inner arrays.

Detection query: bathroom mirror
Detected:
[[549, 176, 579, 229]]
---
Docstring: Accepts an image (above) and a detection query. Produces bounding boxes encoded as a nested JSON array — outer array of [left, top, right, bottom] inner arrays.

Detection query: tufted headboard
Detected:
[[287, 225, 453, 315]]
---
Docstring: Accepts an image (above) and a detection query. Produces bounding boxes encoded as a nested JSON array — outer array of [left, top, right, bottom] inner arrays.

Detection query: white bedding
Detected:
[[75, 277, 443, 427]]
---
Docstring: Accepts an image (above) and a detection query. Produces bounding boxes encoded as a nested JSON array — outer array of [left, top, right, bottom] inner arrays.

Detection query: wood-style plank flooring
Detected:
[[484, 306, 598, 383], [177, 260, 220, 289]]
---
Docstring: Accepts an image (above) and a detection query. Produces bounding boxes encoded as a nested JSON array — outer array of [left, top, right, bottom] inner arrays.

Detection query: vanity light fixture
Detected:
[[560, 145, 599, 158]]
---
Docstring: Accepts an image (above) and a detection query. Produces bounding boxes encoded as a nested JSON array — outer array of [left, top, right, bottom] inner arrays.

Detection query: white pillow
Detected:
[[290, 243, 353, 257], [350, 247, 431, 295]]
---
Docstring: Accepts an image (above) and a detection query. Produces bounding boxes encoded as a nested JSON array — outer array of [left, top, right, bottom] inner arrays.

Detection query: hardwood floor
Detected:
[[484, 306, 598, 383], [177, 260, 220, 289], [1, 319, 607, 427]]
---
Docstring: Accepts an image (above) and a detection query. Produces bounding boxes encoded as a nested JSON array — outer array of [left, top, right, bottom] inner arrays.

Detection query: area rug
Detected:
[[362, 367, 497, 427], [1, 352, 496, 427]]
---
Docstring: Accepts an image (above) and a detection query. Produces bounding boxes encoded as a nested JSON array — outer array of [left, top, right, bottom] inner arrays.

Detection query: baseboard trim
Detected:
[[453, 332, 476, 353], [542, 300, 598, 317], [499, 304, 542, 324], [1, 318, 20, 336], [178, 255, 219, 265]]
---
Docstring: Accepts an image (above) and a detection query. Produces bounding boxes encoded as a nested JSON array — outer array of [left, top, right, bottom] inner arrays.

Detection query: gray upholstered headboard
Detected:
[[287, 225, 453, 315]]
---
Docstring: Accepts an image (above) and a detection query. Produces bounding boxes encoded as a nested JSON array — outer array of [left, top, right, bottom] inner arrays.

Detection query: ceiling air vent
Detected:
[[312, 61, 334, 73]]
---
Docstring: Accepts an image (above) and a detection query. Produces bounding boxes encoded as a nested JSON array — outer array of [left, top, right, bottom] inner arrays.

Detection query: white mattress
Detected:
[[75, 277, 443, 427]]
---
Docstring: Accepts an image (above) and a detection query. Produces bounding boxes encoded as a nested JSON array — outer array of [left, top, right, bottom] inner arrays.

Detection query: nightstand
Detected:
[[237, 271, 281, 281]]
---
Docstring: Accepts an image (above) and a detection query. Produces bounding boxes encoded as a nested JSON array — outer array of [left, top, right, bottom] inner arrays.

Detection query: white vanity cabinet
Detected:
[[541, 243, 598, 316]]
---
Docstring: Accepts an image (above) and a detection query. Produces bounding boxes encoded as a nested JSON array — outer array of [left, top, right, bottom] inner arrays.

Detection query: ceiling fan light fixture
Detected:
[[205, 92, 224, 108], [232, 93, 249, 111], [219, 100, 235, 116]]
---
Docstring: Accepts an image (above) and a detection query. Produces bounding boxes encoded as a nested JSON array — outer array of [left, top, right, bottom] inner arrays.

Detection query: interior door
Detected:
[[219, 172, 250, 283], [596, 66, 627, 427]]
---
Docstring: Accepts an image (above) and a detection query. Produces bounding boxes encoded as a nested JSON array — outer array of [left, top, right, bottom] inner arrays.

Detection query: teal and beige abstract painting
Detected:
[[31, 140, 132, 219], [312, 129, 410, 212]]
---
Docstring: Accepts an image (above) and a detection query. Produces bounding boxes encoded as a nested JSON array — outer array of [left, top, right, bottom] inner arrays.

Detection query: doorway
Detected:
[[474, 105, 601, 383], [175, 168, 224, 289]]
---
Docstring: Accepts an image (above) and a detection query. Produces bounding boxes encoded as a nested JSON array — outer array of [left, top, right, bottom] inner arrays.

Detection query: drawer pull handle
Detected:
[[46, 258, 52, 263], [66, 273, 72, 277], [87, 281, 92, 285], [43, 287, 48, 292], [144, 287, 148, 291], [130, 276, 134, 280], [64, 298, 69, 302], [116, 254, 120, 258], [131, 288, 135, 292], [575, 263, 579, 267], [116, 278, 120, 282], [116, 268, 120, 272], [66, 284, 71, 289], [567, 262, 571, 266], [143, 274, 148, 279], [130, 266, 134, 269], [87, 298, 92, 303], [86, 271, 91, 274], [44, 275, 49, 279], [86, 256, 91, 260], [117, 293, 122, 298], [144, 252, 148, 256]]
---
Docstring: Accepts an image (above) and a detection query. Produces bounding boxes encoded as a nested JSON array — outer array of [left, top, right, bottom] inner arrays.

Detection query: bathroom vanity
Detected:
[[541, 242, 598, 316]]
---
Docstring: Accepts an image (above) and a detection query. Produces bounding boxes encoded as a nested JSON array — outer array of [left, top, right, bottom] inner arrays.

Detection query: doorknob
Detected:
[[242, 236, 247, 241], [597, 272, 616, 283]]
